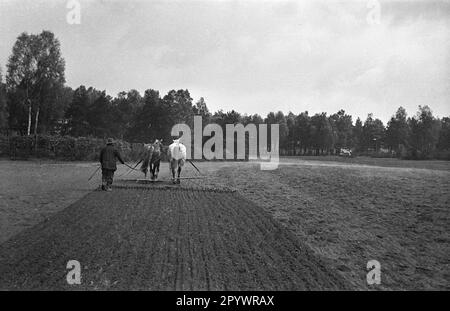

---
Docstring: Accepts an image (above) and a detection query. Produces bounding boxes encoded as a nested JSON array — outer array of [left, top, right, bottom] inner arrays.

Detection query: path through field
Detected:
[[0, 185, 348, 290]]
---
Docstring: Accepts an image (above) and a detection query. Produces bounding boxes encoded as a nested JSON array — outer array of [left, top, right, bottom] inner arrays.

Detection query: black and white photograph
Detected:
[[0, 0, 449, 299]]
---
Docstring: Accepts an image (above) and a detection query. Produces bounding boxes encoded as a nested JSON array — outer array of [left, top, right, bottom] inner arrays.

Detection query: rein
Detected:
[[123, 162, 141, 171]]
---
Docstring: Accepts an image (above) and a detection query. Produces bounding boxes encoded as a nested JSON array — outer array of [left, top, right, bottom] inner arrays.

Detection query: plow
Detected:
[[121, 175, 206, 184]]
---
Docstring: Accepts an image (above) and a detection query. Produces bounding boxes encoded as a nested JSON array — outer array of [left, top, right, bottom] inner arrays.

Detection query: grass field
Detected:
[[0, 157, 449, 290]]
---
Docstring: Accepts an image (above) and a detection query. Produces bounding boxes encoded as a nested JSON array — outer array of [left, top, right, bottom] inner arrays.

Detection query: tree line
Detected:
[[0, 31, 449, 159]]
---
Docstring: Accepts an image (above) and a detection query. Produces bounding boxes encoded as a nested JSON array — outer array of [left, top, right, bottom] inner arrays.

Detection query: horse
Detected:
[[140, 139, 163, 180], [167, 139, 186, 184]]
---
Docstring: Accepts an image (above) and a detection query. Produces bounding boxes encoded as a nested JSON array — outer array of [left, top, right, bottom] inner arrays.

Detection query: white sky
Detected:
[[0, 0, 449, 122]]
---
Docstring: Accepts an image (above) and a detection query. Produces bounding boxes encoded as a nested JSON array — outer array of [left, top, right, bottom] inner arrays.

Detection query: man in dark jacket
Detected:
[[99, 138, 125, 191]]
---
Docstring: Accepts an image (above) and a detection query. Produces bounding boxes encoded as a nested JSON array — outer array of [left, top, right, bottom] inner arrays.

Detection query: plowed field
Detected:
[[0, 186, 348, 290], [1, 158, 448, 290]]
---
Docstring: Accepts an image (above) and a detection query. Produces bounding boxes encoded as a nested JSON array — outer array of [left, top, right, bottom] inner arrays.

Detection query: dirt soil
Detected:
[[0, 157, 448, 290], [0, 160, 104, 244], [0, 187, 349, 290], [205, 159, 450, 290]]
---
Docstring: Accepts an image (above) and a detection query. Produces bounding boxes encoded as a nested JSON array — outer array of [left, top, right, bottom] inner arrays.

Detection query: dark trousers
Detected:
[[102, 168, 115, 187]]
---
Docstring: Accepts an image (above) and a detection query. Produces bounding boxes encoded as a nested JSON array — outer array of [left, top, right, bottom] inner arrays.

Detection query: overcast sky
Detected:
[[0, 0, 449, 122]]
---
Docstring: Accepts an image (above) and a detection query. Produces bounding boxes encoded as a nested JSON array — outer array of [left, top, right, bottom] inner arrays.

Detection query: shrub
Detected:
[[2, 135, 142, 161], [434, 150, 450, 161]]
